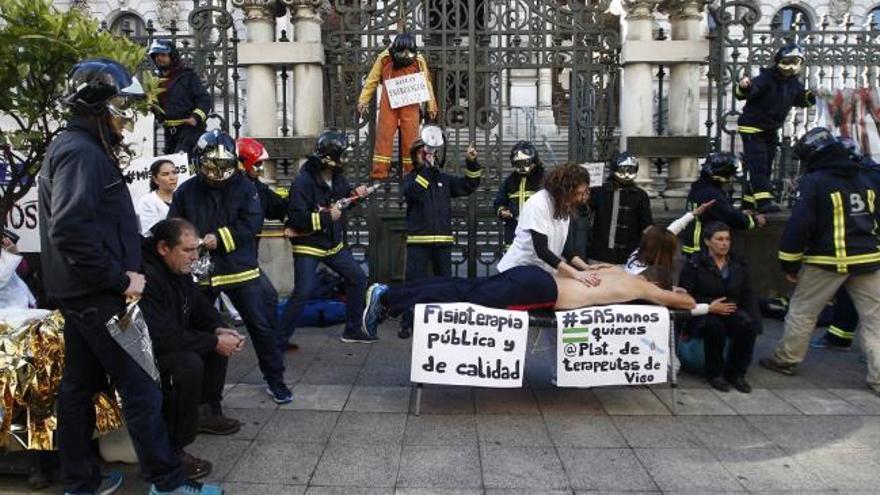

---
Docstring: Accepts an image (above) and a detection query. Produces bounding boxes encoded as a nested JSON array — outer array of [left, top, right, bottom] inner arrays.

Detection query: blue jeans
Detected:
[[279, 248, 367, 345], [56, 293, 184, 492], [204, 279, 286, 388], [401, 244, 453, 331]]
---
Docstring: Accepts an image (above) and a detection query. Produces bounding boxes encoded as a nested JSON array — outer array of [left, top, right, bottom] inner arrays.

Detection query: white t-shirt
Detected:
[[136, 191, 171, 236], [497, 189, 570, 274]]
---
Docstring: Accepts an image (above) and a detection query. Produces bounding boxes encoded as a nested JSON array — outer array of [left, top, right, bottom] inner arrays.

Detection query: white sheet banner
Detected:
[[581, 162, 605, 187], [385, 72, 431, 109], [410, 303, 529, 388], [556, 305, 670, 387], [4, 153, 189, 253]]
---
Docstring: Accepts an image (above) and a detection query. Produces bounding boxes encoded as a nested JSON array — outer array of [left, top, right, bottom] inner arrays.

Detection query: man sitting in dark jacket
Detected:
[[141, 218, 246, 480], [679, 221, 762, 393]]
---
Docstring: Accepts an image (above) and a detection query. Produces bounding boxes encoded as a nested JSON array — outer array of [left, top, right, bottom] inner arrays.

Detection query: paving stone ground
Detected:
[[3, 319, 880, 494]]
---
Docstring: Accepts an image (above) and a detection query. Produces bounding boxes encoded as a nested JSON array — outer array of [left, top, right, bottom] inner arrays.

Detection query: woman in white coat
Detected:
[[136, 158, 179, 235]]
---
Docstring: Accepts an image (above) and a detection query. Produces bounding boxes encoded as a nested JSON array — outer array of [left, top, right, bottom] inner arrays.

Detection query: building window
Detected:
[[869, 7, 880, 30], [110, 13, 147, 37], [771, 6, 812, 31]]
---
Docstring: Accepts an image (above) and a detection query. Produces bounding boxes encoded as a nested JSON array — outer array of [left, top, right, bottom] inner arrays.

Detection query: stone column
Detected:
[[621, 0, 661, 196], [662, 0, 705, 196], [287, 0, 325, 137], [536, 67, 557, 135], [233, 0, 279, 181]]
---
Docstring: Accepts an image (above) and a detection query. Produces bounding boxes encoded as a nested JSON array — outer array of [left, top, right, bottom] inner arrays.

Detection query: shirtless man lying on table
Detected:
[[361, 265, 695, 336]]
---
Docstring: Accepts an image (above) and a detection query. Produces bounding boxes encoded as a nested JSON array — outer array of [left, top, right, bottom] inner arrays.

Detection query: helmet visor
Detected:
[[613, 164, 638, 183], [777, 56, 803, 76]]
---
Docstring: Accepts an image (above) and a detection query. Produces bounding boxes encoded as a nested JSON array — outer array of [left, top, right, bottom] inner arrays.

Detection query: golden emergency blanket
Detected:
[[0, 312, 123, 450]]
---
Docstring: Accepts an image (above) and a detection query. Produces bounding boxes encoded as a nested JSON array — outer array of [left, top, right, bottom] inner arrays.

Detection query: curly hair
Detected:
[[543, 163, 591, 219]]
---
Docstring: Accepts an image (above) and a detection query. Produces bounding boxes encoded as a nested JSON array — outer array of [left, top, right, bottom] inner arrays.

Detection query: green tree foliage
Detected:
[[0, 0, 156, 223]]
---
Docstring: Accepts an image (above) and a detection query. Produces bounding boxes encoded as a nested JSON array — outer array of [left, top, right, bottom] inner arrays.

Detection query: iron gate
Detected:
[[109, 0, 241, 153], [322, 0, 621, 280], [706, 0, 880, 205]]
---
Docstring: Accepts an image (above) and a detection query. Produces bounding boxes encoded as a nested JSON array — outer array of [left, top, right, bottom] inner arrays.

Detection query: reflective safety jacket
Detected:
[[735, 67, 815, 134], [588, 182, 653, 264], [153, 65, 211, 127], [779, 148, 880, 274], [169, 172, 263, 288], [680, 177, 759, 254], [493, 169, 544, 245], [286, 157, 356, 257], [402, 160, 482, 245]]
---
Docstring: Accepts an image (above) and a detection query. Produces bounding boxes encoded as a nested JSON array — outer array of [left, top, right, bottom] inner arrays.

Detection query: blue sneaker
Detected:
[[65, 470, 124, 495], [265, 382, 293, 405], [149, 480, 223, 494], [362, 283, 388, 338]]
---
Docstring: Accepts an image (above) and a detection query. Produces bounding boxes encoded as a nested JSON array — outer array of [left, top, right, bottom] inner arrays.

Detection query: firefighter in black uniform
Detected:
[[149, 40, 211, 155], [279, 130, 372, 344], [811, 138, 880, 350], [735, 43, 815, 213], [169, 130, 292, 405], [760, 127, 880, 397], [588, 152, 653, 264], [38, 58, 203, 494], [399, 136, 482, 339], [680, 152, 766, 255], [494, 141, 544, 248]]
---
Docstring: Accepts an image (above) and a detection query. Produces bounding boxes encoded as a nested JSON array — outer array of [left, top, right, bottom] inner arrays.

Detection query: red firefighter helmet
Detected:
[[236, 137, 269, 175]]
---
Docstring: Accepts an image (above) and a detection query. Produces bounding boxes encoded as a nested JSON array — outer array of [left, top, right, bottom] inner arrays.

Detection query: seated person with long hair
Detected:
[[361, 264, 695, 336]]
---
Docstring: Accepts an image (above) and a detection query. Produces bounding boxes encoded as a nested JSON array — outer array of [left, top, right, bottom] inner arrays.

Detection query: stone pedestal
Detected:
[[621, 0, 662, 197], [662, 0, 705, 196]]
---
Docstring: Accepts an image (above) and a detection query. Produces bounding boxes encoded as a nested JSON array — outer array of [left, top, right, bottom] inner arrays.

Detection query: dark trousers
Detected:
[[823, 287, 858, 347], [202, 280, 285, 388], [698, 310, 757, 380], [56, 293, 184, 492], [163, 124, 204, 155], [401, 244, 453, 331], [741, 131, 778, 208], [387, 265, 557, 318], [279, 247, 367, 344], [260, 272, 280, 330], [157, 351, 227, 450]]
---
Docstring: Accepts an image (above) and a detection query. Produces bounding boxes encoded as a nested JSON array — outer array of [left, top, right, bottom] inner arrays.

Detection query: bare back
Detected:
[[553, 268, 695, 310]]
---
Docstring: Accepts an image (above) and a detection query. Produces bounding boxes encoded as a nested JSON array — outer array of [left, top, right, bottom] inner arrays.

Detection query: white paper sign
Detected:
[[3, 153, 189, 253], [410, 302, 529, 388], [580, 162, 605, 187], [385, 72, 431, 109], [556, 305, 670, 387]]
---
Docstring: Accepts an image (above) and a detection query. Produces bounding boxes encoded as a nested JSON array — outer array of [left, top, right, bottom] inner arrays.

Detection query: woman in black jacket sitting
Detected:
[[678, 221, 762, 393]]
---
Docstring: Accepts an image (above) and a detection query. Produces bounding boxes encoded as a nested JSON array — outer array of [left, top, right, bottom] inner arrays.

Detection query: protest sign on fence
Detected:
[[385, 72, 431, 109], [555, 304, 670, 387], [410, 303, 529, 388], [580, 162, 605, 187], [4, 153, 189, 252]]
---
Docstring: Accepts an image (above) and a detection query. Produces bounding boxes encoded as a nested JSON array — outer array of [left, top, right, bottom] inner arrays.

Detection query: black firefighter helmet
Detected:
[[64, 57, 145, 133], [389, 32, 417, 69], [793, 127, 839, 167], [148, 39, 181, 71], [316, 130, 351, 169], [774, 43, 805, 77], [610, 152, 639, 185], [509, 141, 540, 175], [701, 152, 741, 183]]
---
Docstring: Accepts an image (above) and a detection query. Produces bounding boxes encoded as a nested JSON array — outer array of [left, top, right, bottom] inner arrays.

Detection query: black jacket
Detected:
[[140, 238, 221, 356], [678, 251, 763, 334], [735, 67, 814, 132], [169, 172, 263, 287], [588, 182, 653, 264], [286, 157, 355, 257], [778, 147, 880, 274], [493, 169, 544, 245], [402, 160, 482, 244], [680, 177, 758, 254], [253, 178, 288, 222], [154, 65, 211, 125], [38, 116, 141, 299]]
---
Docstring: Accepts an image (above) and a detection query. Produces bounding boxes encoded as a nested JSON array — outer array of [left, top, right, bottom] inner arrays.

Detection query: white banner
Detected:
[[410, 303, 529, 388], [580, 162, 605, 187], [556, 305, 670, 387], [385, 72, 431, 109], [4, 153, 189, 253]]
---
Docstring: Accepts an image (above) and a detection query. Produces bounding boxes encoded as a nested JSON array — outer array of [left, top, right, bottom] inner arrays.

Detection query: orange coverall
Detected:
[[358, 50, 438, 180]]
